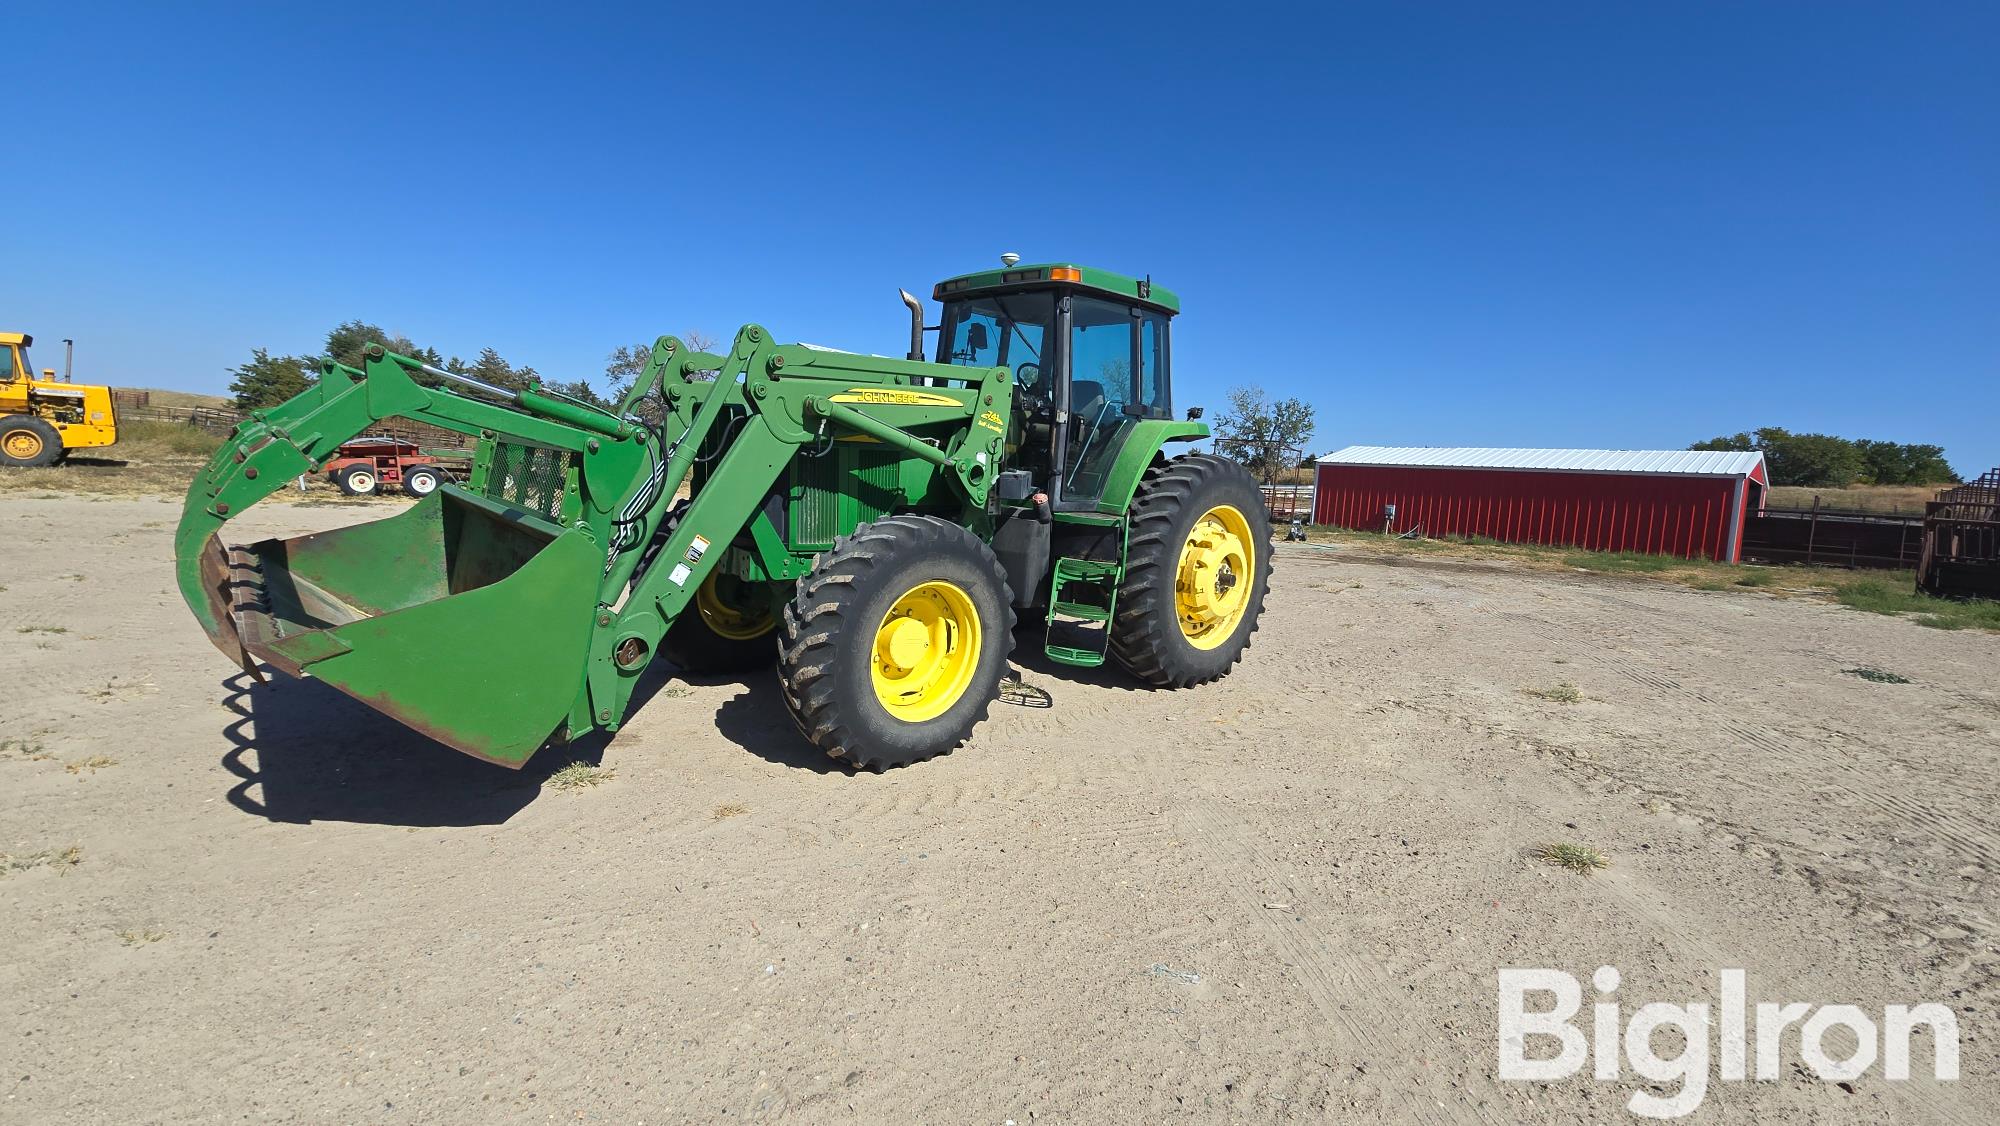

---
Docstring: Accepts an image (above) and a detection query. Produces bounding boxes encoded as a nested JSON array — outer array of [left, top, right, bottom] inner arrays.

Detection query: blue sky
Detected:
[[9, 2, 1996, 474]]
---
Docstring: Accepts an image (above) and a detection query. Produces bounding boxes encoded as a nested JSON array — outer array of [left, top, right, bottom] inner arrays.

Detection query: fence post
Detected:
[[1806, 495, 1820, 566]]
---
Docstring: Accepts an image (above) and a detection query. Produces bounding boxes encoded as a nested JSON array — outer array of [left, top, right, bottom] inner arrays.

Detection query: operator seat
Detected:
[[1070, 380, 1107, 423]]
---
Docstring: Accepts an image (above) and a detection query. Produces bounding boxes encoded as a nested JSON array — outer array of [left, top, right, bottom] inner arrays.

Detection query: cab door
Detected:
[[1057, 295, 1171, 509]]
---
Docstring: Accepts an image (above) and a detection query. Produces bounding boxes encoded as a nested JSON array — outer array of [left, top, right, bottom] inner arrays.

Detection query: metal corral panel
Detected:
[[1313, 464, 1751, 561], [1318, 445, 1767, 481]]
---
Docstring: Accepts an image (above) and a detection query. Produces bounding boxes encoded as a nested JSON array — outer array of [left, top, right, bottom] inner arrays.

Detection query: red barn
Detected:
[[1313, 446, 1770, 562]]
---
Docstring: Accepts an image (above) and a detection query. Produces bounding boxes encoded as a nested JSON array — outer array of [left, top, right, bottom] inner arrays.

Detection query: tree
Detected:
[[465, 348, 518, 390], [323, 320, 441, 371], [228, 322, 630, 417], [604, 330, 721, 418], [1691, 432, 1755, 452], [228, 349, 315, 409], [1905, 445, 1958, 485], [603, 342, 652, 405], [1762, 432, 1863, 488], [1856, 439, 1957, 485], [539, 378, 611, 410], [1688, 428, 1958, 487], [1213, 385, 1316, 485]]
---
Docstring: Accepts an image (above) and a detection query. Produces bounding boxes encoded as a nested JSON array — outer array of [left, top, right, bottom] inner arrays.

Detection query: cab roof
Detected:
[[933, 262, 1180, 315], [0, 332, 29, 345]]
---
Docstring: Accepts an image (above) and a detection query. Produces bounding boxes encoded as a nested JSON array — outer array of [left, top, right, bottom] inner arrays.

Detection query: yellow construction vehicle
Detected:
[[1, 333, 119, 466]]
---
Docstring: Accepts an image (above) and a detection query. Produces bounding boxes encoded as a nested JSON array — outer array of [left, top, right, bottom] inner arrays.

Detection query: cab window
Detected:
[[939, 292, 1054, 399], [1138, 310, 1170, 419], [1066, 296, 1135, 422]]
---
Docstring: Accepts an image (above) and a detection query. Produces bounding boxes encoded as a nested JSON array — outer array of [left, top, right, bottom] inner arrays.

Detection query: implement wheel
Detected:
[[778, 515, 1015, 771], [404, 465, 444, 497], [1, 416, 62, 468], [663, 569, 780, 673], [335, 464, 379, 496], [1109, 453, 1272, 686]]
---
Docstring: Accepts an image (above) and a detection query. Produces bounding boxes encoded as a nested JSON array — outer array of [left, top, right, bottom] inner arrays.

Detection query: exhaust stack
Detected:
[[898, 289, 925, 362]]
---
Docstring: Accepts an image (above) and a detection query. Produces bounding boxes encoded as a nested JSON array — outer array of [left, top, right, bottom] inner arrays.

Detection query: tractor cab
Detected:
[[930, 263, 1180, 511], [0, 332, 31, 382]]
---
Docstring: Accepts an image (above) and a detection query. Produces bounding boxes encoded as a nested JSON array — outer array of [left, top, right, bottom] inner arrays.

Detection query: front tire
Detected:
[[1109, 453, 1272, 686], [1, 416, 62, 468], [778, 515, 1015, 771]]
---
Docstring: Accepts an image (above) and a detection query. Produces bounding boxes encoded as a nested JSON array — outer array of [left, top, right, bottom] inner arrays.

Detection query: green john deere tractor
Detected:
[[173, 260, 1271, 770]]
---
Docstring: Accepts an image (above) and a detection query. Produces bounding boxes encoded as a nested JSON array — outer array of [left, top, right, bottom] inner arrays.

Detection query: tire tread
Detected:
[[777, 515, 1015, 770], [1107, 453, 1273, 687]]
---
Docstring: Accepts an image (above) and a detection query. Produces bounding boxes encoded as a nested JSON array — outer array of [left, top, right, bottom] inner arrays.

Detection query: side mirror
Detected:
[[1185, 406, 1204, 420], [965, 323, 989, 352]]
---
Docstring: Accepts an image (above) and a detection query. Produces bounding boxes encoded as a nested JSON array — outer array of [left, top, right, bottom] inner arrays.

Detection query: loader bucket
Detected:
[[190, 488, 603, 767]]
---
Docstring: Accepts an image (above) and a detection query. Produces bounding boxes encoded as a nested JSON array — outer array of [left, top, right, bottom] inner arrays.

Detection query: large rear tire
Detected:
[[1, 416, 62, 468], [778, 515, 1015, 771], [1109, 453, 1272, 686]]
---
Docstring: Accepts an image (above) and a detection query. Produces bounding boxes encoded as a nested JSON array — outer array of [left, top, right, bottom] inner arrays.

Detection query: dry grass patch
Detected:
[[1766, 484, 1947, 515], [1525, 682, 1584, 704], [1533, 842, 1611, 875], [118, 927, 169, 945], [1301, 530, 2000, 632], [65, 755, 119, 774], [129, 387, 231, 409], [547, 761, 614, 791], [712, 802, 750, 820], [3, 845, 83, 876], [2, 738, 53, 761]]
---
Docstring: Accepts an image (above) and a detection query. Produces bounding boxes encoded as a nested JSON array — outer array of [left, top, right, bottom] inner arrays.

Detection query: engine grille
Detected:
[[789, 445, 901, 551]]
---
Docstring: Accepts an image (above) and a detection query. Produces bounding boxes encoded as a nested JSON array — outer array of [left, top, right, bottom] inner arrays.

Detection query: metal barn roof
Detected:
[[1317, 446, 1766, 479]]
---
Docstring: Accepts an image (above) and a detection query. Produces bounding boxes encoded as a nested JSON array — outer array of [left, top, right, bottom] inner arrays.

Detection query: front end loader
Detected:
[[175, 262, 1271, 770]]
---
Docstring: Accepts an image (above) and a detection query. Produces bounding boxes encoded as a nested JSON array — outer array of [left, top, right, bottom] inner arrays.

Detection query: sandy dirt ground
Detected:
[[3, 495, 1996, 1123]]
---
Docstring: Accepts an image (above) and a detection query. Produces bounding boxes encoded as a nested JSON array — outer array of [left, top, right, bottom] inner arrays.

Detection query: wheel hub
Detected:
[[1174, 506, 1255, 648], [696, 571, 775, 640], [882, 616, 932, 668], [871, 581, 981, 723], [4, 430, 44, 460]]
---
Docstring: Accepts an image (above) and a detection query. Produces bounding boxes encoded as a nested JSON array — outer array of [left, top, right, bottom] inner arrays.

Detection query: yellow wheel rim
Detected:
[[695, 571, 775, 641], [3, 429, 44, 460], [1175, 504, 1255, 650], [870, 580, 982, 723]]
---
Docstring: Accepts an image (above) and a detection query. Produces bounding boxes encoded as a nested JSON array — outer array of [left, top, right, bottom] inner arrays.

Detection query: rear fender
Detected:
[[1092, 419, 1211, 516]]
